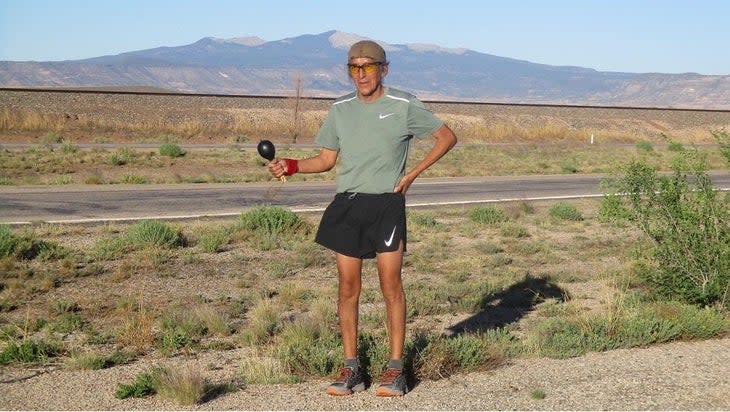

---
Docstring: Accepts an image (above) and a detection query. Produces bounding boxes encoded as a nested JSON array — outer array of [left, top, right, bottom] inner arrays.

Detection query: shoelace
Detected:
[[334, 367, 354, 383], [380, 368, 401, 384]]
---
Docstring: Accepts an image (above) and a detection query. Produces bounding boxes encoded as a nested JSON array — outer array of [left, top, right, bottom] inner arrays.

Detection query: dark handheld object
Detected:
[[257, 139, 286, 182], [257, 139, 276, 161]]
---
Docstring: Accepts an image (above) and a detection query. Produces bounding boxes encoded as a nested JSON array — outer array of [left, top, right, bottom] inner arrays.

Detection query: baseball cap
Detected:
[[348, 40, 386, 63]]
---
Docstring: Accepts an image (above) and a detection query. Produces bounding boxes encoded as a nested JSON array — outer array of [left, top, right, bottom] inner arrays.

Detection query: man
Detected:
[[267, 40, 457, 397]]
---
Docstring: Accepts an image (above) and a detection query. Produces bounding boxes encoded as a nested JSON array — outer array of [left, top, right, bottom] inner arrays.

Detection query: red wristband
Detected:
[[284, 158, 299, 176]]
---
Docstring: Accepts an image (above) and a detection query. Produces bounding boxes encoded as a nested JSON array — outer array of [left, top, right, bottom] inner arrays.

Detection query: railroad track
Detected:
[[2, 87, 729, 113]]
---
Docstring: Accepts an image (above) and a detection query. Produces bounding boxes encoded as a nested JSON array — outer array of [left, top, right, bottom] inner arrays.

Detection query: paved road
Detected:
[[2, 173, 729, 224]]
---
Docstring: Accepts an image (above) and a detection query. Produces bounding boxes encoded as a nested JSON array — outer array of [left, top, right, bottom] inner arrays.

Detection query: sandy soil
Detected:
[[1, 336, 728, 410]]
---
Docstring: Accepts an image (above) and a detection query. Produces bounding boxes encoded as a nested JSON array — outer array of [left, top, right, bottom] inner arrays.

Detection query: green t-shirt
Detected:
[[315, 87, 443, 194]]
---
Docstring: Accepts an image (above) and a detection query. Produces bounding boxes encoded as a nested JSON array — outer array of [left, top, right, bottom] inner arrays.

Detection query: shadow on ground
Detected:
[[447, 274, 568, 336], [400, 274, 568, 391]]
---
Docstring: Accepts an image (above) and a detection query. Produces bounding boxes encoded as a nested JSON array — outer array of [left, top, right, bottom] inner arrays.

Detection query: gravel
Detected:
[[1, 336, 728, 410]]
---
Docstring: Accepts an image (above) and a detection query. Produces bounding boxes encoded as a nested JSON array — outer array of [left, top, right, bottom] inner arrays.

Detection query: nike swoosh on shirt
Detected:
[[384, 226, 397, 247], [379, 113, 395, 119]]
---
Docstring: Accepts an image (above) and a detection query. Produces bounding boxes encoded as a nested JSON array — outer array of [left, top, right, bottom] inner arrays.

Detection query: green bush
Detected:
[[548, 202, 583, 221], [109, 148, 135, 166], [120, 174, 148, 184], [667, 141, 685, 152], [635, 140, 654, 152], [524, 298, 728, 359], [0, 339, 59, 364], [598, 193, 633, 223], [469, 206, 507, 225], [0, 225, 69, 260], [238, 206, 307, 250], [0, 224, 16, 258], [603, 150, 730, 307], [714, 129, 730, 166], [559, 160, 579, 174], [127, 220, 183, 248], [197, 228, 231, 253], [274, 322, 340, 377], [61, 140, 78, 154], [41, 132, 63, 144], [114, 368, 164, 399], [412, 332, 504, 380], [159, 143, 185, 158]]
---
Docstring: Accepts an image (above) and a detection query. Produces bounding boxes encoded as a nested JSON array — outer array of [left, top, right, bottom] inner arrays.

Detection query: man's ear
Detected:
[[381, 63, 389, 78]]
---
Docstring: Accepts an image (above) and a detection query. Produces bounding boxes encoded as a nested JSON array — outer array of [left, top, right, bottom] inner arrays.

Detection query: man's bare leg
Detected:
[[376, 242, 406, 360], [336, 253, 363, 360]]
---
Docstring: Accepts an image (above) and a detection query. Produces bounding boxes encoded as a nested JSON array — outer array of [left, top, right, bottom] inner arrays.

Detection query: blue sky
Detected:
[[1, 0, 728, 75]]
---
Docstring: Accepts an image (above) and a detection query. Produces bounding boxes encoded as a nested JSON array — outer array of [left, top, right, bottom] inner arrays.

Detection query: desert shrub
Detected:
[[603, 149, 730, 307], [61, 140, 78, 154], [120, 174, 148, 184], [0, 224, 16, 258], [274, 321, 341, 377], [241, 299, 284, 345], [598, 193, 633, 223], [548, 202, 583, 221], [635, 140, 654, 152], [41, 132, 63, 144], [469, 205, 507, 225], [126, 220, 183, 248], [92, 236, 129, 260], [411, 332, 505, 380], [114, 367, 164, 399], [560, 159, 579, 173], [155, 366, 209, 405], [667, 141, 685, 152], [65, 352, 107, 370], [155, 308, 224, 356], [0, 225, 69, 260], [109, 147, 135, 165], [500, 223, 530, 238], [409, 211, 443, 229], [0, 339, 59, 364], [241, 355, 301, 384], [197, 227, 231, 253], [238, 206, 308, 250], [714, 129, 730, 166], [523, 298, 728, 358], [159, 143, 185, 158]]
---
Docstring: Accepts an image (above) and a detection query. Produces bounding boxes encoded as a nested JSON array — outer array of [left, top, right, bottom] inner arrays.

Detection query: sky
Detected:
[[1, 0, 728, 75]]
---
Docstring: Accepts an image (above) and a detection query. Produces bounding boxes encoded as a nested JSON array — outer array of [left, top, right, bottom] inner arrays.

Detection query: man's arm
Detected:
[[268, 147, 339, 178], [394, 124, 457, 194]]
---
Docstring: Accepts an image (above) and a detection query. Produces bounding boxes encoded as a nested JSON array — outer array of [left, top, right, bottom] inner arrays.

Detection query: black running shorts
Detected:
[[315, 192, 407, 259]]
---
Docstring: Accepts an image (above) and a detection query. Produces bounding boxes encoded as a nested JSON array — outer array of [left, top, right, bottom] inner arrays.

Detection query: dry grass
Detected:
[[155, 366, 208, 405], [1, 143, 727, 186], [0, 199, 727, 393], [2, 90, 729, 145]]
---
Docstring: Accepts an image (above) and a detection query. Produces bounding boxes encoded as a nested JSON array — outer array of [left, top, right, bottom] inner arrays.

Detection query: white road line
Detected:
[[5, 188, 727, 226]]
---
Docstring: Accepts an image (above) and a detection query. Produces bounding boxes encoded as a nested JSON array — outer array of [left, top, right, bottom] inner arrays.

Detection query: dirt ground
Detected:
[[2, 89, 730, 145], [1, 336, 728, 410]]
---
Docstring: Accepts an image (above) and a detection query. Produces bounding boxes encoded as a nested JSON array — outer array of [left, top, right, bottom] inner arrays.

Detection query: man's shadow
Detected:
[[401, 274, 568, 390], [446, 274, 567, 336]]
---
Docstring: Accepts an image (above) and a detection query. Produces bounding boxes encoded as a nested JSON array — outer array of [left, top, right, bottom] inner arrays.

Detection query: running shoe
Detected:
[[375, 368, 407, 397], [326, 366, 365, 396]]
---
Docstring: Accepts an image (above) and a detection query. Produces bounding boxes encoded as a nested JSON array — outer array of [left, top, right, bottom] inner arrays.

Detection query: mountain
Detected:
[[1, 30, 728, 109]]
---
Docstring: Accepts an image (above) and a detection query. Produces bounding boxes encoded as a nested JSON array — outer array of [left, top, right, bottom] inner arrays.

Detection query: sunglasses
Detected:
[[347, 62, 383, 76]]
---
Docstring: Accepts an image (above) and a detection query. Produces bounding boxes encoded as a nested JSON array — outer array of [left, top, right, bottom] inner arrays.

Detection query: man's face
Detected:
[[348, 57, 388, 102]]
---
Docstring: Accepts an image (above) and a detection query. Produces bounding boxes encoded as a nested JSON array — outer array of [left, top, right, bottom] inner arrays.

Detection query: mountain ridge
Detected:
[[1, 30, 728, 109]]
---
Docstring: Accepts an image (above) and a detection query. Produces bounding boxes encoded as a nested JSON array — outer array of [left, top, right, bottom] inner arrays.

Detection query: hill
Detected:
[[1, 30, 729, 109]]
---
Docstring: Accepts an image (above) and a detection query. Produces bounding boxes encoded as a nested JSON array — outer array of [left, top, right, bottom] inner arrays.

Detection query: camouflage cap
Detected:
[[348, 40, 386, 63]]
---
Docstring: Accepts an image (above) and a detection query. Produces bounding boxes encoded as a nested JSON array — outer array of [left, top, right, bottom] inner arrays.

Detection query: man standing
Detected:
[[267, 40, 457, 396]]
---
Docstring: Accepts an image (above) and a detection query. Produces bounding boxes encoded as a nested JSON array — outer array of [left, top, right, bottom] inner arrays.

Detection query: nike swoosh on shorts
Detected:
[[384, 226, 397, 247]]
